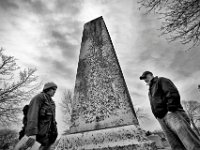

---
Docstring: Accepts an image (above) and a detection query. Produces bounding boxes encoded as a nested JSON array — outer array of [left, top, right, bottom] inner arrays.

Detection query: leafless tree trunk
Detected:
[[134, 106, 149, 122], [59, 89, 73, 127]]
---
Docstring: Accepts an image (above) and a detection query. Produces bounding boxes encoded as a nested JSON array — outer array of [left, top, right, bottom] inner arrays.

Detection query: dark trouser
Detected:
[[157, 111, 200, 150]]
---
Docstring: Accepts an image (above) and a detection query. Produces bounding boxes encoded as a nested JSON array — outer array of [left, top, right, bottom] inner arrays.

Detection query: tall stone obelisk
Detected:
[[56, 17, 156, 150]]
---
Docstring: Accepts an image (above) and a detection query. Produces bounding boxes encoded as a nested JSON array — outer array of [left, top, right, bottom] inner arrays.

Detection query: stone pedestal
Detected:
[[56, 125, 156, 150], [56, 16, 156, 150]]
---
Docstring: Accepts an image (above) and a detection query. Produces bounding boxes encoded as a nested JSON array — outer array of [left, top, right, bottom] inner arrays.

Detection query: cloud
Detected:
[[49, 27, 80, 59], [0, 0, 19, 10], [20, 0, 80, 16], [169, 48, 200, 77], [23, 0, 50, 14], [0, 0, 83, 86], [134, 5, 200, 80]]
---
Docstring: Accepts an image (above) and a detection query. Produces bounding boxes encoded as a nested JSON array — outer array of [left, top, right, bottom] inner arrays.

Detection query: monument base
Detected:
[[55, 125, 157, 150]]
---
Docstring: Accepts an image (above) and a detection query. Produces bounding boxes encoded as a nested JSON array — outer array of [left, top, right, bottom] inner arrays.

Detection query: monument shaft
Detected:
[[70, 16, 138, 133]]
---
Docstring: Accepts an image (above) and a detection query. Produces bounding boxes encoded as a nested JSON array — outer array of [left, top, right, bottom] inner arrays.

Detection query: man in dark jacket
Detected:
[[25, 82, 58, 150], [140, 71, 200, 150]]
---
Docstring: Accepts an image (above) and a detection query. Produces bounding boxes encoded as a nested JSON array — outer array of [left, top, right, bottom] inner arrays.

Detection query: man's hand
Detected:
[[29, 135, 36, 139], [168, 111, 172, 115], [163, 111, 172, 119]]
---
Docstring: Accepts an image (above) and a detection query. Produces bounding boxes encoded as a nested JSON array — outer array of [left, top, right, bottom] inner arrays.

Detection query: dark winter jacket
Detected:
[[25, 92, 57, 146], [148, 76, 184, 119]]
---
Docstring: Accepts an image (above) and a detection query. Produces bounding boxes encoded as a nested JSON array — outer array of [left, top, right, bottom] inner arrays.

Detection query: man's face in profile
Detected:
[[144, 74, 153, 85]]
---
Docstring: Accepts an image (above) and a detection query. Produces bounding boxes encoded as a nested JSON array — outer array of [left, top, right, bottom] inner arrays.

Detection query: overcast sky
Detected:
[[1, 0, 200, 133]]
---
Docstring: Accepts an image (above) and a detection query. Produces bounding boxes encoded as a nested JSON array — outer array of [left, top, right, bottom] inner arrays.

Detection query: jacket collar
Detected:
[[149, 76, 158, 88], [42, 92, 52, 101]]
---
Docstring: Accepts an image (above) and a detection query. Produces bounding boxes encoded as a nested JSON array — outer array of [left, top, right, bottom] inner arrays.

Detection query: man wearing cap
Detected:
[[25, 82, 58, 150], [140, 71, 200, 150]]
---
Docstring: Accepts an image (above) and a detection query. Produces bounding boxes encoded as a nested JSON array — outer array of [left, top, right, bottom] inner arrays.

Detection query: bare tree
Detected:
[[59, 89, 73, 126], [0, 48, 40, 125], [182, 100, 200, 136], [139, 0, 200, 47], [134, 106, 149, 122]]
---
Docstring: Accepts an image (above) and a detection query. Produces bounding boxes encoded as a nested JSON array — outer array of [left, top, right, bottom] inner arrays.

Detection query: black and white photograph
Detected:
[[1, 0, 200, 150]]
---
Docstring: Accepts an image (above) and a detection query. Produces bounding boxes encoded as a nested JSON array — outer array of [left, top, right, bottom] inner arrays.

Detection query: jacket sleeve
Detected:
[[160, 78, 180, 112], [25, 95, 42, 136]]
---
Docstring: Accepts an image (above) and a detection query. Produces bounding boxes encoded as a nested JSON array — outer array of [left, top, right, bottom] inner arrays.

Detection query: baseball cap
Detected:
[[139, 71, 153, 80]]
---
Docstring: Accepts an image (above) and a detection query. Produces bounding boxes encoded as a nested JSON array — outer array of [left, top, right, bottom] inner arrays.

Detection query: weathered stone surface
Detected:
[[56, 17, 156, 150], [70, 16, 138, 133], [56, 125, 156, 150], [148, 135, 164, 148]]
